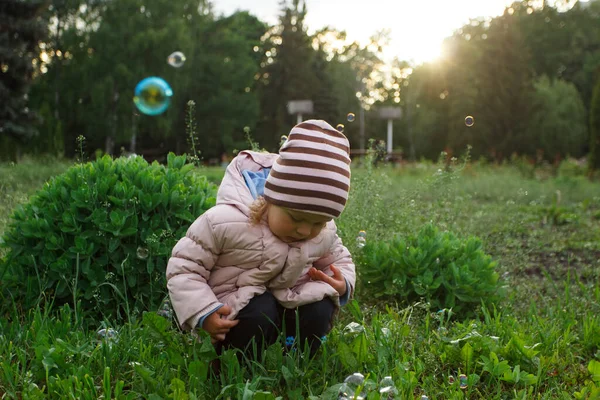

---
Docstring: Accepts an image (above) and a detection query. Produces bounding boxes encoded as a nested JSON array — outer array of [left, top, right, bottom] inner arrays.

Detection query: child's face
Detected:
[[267, 205, 332, 243]]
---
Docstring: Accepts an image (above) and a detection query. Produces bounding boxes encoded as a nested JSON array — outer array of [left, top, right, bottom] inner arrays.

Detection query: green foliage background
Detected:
[[2, 0, 600, 165]]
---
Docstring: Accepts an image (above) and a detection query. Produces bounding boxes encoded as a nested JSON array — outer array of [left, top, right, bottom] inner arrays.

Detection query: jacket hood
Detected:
[[216, 150, 278, 216]]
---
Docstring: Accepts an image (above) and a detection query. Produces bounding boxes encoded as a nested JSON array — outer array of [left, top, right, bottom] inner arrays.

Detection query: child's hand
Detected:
[[308, 265, 347, 296], [202, 305, 239, 344]]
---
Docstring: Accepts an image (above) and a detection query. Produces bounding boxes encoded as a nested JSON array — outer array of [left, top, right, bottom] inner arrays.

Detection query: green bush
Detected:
[[357, 224, 503, 316], [557, 157, 587, 178], [0, 153, 217, 322]]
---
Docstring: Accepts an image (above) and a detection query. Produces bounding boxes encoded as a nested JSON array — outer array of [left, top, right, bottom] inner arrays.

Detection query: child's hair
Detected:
[[249, 196, 269, 224]]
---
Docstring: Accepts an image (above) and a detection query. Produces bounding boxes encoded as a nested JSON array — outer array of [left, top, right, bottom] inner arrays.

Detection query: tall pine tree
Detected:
[[256, 0, 318, 150], [0, 0, 46, 159]]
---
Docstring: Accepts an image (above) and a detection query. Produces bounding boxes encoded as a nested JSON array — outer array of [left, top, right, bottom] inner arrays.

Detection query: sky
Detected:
[[211, 0, 586, 64]]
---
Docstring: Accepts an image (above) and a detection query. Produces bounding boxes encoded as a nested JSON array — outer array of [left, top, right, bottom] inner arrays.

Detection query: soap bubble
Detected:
[[356, 230, 366, 248], [133, 77, 173, 116], [157, 298, 173, 319], [136, 246, 149, 260], [448, 375, 455, 384], [420, 396, 429, 400], [459, 374, 468, 389], [379, 376, 398, 399], [347, 113, 356, 122], [167, 51, 186, 68], [356, 236, 366, 248], [339, 373, 366, 400], [336, 123, 345, 132], [465, 115, 474, 127], [96, 328, 118, 341]]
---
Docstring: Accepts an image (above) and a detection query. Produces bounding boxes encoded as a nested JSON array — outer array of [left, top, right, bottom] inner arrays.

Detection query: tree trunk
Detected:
[[105, 90, 119, 155], [104, 135, 114, 155], [53, 13, 62, 121], [130, 106, 137, 153]]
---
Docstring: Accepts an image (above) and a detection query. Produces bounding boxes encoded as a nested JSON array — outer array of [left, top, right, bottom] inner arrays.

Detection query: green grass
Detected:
[[1, 157, 600, 399]]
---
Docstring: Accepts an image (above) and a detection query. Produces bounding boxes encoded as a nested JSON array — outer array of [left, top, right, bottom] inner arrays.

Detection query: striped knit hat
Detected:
[[264, 119, 351, 219]]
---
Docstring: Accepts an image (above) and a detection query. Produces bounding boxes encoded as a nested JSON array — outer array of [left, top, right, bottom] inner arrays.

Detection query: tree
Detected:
[[312, 45, 338, 126], [256, 0, 319, 151], [185, 11, 266, 157], [528, 76, 588, 160], [28, 0, 264, 159], [442, 10, 535, 160], [0, 0, 46, 160], [515, 0, 600, 123], [589, 72, 600, 171], [404, 62, 449, 160], [312, 28, 388, 151]]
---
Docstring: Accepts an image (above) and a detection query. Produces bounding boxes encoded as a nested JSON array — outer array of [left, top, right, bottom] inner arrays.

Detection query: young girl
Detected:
[[166, 119, 355, 357]]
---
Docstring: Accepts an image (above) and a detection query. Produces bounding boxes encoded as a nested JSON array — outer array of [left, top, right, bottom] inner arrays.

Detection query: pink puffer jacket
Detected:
[[166, 151, 356, 331]]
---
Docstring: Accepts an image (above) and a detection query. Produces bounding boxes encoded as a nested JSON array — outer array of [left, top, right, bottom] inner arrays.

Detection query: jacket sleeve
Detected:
[[166, 212, 222, 331], [312, 227, 356, 301]]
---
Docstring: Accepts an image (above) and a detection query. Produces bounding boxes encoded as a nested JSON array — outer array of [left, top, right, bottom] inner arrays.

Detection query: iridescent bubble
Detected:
[[379, 376, 398, 399], [96, 328, 118, 341], [465, 115, 475, 127], [339, 373, 366, 400], [158, 298, 173, 319], [347, 113, 356, 122], [133, 77, 173, 116], [336, 124, 345, 132], [448, 375, 455, 384], [421, 396, 429, 400], [136, 246, 149, 260], [358, 230, 366, 238], [167, 51, 186, 68], [459, 374, 468, 389], [356, 236, 366, 248]]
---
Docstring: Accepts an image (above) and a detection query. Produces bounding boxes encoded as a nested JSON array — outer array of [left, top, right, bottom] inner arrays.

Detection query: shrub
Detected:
[[557, 157, 587, 179], [0, 153, 217, 322], [357, 224, 503, 316]]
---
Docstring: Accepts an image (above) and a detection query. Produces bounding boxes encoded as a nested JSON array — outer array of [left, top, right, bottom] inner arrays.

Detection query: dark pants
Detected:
[[220, 291, 336, 358]]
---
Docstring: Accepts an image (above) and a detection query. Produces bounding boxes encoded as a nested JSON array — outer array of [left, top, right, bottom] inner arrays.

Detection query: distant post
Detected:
[[287, 100, 313, 124], [378, 107, 403, 155]]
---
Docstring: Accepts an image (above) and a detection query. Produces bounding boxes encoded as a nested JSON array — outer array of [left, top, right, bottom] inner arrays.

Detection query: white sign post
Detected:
[[378, 107, 403, 155], [287, 100, 313, 124]]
